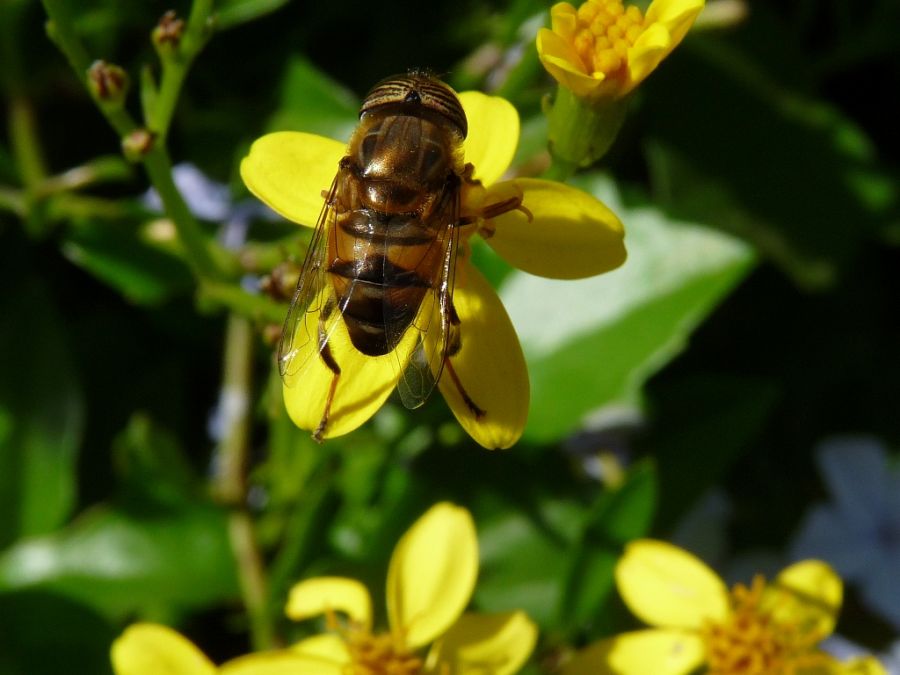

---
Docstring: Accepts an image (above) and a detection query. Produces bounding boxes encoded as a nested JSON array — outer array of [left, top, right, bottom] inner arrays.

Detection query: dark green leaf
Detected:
[[474, 498, 582, 627], [0, 257, 83, 547], [650, 375, 779, 532], [267, 56, 359, 142], [0, 591, 114, 675], [61, 219, 193, 305], [216, 0, 291, 31], [558, 461, 656, 633], [643, 37, 897, 288]]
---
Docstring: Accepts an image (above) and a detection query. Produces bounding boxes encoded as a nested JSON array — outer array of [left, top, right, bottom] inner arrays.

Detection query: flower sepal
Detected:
[[545, 83, 628, 171]]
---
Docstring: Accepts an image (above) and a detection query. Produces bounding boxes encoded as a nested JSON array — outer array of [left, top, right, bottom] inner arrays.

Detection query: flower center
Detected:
[[342, 626, 423, 675], [700, 576, 831, 675], [570, 0, 645, 78]]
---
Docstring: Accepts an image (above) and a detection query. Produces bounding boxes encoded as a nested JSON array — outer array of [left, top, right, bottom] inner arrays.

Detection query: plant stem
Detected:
[[40, 0, 232, 281], [0, 186, 26, 218], [142, 148, 233, 280], [9, 96, 48, 194], [153, 0, 214, 141], [199, 281, 287, 324], [213, 314, 274, 650]]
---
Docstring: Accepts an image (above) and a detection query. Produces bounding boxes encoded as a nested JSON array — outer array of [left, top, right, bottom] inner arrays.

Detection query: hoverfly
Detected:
[[277, 72, 524, 440]]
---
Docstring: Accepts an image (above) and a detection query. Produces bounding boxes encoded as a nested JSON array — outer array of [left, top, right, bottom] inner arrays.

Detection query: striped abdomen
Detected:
[[327, 206, 443, 356]]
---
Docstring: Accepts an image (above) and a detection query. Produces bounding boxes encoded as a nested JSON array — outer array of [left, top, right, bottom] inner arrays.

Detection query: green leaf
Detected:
[[266, 56, 359, 142], [0, 256, 83, 548], [643, 38, 897, 289], [216, 0, 291, 30], [558, 461, 657, 633], [61, 219, 193, 305], [0, 501, 238, 620], [502, 174, 754, 444], [0, 591, 115, 675], [649, 375, 779, 532], [474, 498, 583, 627], [111, 414, 198, 505]]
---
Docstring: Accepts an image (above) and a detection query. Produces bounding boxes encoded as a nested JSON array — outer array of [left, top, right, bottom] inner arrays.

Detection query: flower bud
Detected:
[[121, 128, 156, 162], [152, 10, 184, 57], [87, 60, 129, 106]]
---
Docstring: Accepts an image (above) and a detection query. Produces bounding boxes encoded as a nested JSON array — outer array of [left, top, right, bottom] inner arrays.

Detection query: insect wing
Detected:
[[277, 177, 342, 386], [389, 188, 460, 409]]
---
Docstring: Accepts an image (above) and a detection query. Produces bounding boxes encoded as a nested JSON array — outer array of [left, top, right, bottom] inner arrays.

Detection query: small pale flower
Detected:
[[537, 0, 705, 100], [560, 539, 888, 675], [790, 436, 900, 631], [241, 88, 626, 449], [285, 502, 538, 675]]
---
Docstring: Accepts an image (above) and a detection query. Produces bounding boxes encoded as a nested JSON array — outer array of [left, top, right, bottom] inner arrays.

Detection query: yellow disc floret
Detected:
[[344, 627, 423, 675], [701, 575, 831, 675], [566, 0, 645, 80]]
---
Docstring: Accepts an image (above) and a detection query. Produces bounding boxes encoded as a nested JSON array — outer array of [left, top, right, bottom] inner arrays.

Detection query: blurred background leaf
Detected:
[[0, 241, 84, 548]]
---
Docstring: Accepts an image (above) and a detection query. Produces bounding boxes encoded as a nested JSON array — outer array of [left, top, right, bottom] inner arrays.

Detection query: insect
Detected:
[[277, 72, 524, 440]]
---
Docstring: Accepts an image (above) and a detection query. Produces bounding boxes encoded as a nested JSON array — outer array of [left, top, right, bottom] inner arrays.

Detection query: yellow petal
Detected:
[[561, 630, 705, 675], [220, 651, 344, 675], [550, 3, 579, 39], [626, 0, 704, 93], [836, 657, 889, 675], [281, 289, 414, 439], [764, 560, 842, 639], [285, 576, 373, 629], [428, 611, 537, 675], [459, 92, 519, 186], [484, 178, 626, 279], [111, 624, 216, 675], [387, 502, 478, 649], [240, 131, 345, 227], [291, 634, 352, 664], [645, 0, 706, 45], [436, 265, 528, 450], [625, 23, 672, 94], [615, 539, 729, 629], [537, 29, 606, 99]]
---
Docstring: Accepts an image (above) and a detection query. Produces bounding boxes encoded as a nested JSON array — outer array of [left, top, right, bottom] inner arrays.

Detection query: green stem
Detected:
[[142, 148, 232, 280], [153, 0, 214, 141], [213, 315, 274, 650], [0, 186, 26, 218], [9, 96, 47, 193], [41, 0, 232, 281], [198, 281, 287, 324]]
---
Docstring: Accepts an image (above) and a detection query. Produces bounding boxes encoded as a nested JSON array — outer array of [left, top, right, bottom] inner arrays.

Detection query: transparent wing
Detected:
[[390, 186, 461, 410], [277, 176, 344, 387]]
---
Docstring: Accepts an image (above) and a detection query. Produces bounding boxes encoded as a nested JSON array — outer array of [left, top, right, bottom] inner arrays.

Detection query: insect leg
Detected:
[[313, 318, 342, 442], [443, 302, 485, 419]]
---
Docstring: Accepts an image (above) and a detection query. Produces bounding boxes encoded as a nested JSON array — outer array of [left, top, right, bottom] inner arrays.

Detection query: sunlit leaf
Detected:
[[0, 502, 238, 620], [501, 174, 754, 444]]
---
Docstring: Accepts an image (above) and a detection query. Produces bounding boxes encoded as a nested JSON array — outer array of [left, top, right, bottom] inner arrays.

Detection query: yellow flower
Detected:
[[560, 539, 888, 675], [537, 0, 705, 100], [111, 622, 333, 675], [241, 89, 625, 449], [285, 502, 538, 675]]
